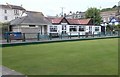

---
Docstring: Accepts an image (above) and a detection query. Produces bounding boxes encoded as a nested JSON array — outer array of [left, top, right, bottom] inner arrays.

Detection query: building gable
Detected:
[[60, 17, 69, 24]]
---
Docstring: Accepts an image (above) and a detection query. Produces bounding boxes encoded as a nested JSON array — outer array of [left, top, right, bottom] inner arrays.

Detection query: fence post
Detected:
[[61, 33, 62, 39], [78, 32, 80, 38], [6, 33, 10, 43], [85, 32, 88, 38], [49, 33, 52, 40], [92, 32, 94, 37], [104, 32, 106, 36], [67, 33, 69, 39], [99, 32, 101, 37], [37, 33, 40, 41], [118, 31, 120, 37], [22, 33, 26, 42], [70, 32, 71, 39]]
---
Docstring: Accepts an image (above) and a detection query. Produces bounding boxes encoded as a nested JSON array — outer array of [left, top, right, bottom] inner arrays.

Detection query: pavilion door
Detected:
[[62, 25, 67, 34], [89, 26, 92, 34]]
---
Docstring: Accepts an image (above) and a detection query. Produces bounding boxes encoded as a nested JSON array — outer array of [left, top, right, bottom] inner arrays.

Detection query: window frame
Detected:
[[69, 26, 77, 32], [14, 9, 19, 15], [95, 27, 99, 31], [79, 26, 85, 31], [4, 10, 7, 14], [4, 16, 8, 20], [50, 26, 57, 32]]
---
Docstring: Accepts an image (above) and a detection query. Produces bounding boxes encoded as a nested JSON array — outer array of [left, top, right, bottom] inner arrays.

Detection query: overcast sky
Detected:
[[0, 0, 120, 16]]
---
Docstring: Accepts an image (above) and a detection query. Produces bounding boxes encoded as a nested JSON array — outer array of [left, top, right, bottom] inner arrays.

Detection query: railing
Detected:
[[1, 31, 120, 43]]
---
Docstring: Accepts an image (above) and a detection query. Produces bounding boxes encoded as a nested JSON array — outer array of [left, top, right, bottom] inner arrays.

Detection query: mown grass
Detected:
[[2, 38, 118, 75]]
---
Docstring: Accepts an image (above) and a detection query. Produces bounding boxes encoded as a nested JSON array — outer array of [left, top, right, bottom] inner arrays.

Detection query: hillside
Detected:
[[101, 5, 118, 12]]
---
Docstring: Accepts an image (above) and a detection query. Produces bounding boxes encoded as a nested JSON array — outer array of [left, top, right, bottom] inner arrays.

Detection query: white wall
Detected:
[[0, 6, 3, 22], [0, 6, 24, 23], [92, 26, 101, 34], [48, 24, 101, 35]]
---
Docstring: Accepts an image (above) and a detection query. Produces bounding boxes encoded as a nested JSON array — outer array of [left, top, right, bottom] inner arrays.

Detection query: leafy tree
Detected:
[[116, 24, 120, 30], [85, 7, 102, 25], [106, 25, 113, 31]]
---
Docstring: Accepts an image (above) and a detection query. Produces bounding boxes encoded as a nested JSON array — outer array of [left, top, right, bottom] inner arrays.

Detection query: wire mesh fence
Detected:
[[1, 31, 120, 43]]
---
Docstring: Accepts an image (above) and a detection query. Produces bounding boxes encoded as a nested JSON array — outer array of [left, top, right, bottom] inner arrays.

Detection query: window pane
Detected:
[[79, 26, 84, 31], [50, 26, 57, 32], [4, 16, 7, 20], [29, 25, 36, 27], [4, 10, 7, 13], [69, 26, 77, 32], [95, 27, 99, 31]]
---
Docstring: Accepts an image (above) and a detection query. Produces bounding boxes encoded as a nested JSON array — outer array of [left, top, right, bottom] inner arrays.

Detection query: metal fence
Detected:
[[1, 31, 120, 43]]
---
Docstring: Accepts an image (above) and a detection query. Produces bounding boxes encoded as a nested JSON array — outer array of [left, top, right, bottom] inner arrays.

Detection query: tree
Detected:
[[116, 24, 120, 30], [85, 7, 102, 25]]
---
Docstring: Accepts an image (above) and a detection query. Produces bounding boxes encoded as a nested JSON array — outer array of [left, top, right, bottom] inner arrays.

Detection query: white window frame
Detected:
[[95, 27, 99, 31], [79, 26, 85, 31], [69, 26, 77, 32], [50, 26, 57, 32]]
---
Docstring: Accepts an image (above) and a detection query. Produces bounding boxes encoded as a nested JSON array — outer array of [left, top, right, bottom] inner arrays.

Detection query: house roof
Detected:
[[26, 11, 44, 16], [10, 12, 52, 25], [0, 4, 25, 10], [46, 17, 64, 24], [46, 17, 91, 25], [109, 17, 120, 23], [67, 19, 91, 25]]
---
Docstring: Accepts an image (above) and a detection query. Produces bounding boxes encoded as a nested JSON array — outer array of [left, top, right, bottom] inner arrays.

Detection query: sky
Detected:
[[0, 0, 120, 16]]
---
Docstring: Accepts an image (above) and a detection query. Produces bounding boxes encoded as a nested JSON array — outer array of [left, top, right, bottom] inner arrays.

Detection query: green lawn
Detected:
[[2, 38, 118, 75]]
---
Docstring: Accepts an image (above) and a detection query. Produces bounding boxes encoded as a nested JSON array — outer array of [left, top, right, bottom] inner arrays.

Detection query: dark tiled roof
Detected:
[[10, 12, 51, 25], [26, 11, 44, 16], [1, 4, 25, 10]]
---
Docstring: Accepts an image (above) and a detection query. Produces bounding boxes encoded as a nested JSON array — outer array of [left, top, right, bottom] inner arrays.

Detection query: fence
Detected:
[[1, 31, 120, 43]]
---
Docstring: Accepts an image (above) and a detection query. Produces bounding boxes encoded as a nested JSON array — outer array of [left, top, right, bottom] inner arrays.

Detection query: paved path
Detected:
[[0, 65, 26, 77]]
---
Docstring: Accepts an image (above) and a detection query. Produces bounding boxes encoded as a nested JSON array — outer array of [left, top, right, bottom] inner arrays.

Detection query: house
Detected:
[[10, 11, 51, 34], [100, 10, 119, 34], [100, 10, 118, 26], [109, 17, 120, 25], [46, 17, 101, 36], [0, 4, 25, 23], [66, 11, 85, 19], [9, 11, 101, 37]]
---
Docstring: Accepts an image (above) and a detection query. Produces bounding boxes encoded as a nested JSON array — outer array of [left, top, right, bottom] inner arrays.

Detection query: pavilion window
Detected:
[[95, 27, 99, 31], [50, 26, 57, 32], [79, 26, 85, 31], [69, 26, 77, 32]]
